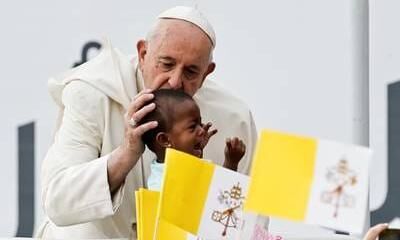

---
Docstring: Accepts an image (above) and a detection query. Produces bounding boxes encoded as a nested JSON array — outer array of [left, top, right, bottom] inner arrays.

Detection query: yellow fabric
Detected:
[[244, 130, 317, 220], [156, 219, 188, 240], [157, 149, 215, 234], [135, 189, 160, 240], [134, 191, 141, 239]]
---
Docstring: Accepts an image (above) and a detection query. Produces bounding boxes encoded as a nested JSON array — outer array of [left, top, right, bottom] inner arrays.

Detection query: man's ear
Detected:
[[137, 40, 147, 70], [201, 62, 216, 85], [155, 132, 171, 148]]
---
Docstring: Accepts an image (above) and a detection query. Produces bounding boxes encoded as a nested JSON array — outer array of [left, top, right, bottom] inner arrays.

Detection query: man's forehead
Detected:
[[153, 33, 212, 65], [158, 19, 212, 48]]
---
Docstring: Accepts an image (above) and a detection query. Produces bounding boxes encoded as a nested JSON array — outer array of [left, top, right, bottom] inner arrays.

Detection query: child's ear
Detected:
[[155, 132, 171, 148]]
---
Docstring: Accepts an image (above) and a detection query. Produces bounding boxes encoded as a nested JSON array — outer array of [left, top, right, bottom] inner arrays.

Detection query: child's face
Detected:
[[167, 100, 204, 157]]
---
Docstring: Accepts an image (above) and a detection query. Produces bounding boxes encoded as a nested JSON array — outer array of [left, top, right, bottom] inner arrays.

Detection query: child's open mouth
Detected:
[[193, 142, 203, 157]]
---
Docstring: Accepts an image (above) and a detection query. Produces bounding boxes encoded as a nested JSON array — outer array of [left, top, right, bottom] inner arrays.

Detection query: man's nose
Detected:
[[167, 70, 183, 89]]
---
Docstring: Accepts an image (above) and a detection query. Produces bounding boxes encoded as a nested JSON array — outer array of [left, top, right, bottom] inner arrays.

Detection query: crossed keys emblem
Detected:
[[321, 158, 357, 218], [211, 182, 245, 236]]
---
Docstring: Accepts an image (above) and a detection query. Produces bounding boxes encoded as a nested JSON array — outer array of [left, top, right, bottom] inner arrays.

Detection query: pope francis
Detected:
[[36, 6, 258, 239]]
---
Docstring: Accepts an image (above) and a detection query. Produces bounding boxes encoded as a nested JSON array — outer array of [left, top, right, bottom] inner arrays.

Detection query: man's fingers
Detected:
[[127, 92, 154, 117], [363, 223, 389, 240], [130, 103, 156, 124], [133, 89, 153, 100], [133, 121, 158, 136]]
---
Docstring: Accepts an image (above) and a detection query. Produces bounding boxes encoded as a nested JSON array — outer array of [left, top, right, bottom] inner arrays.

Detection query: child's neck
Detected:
[[154, 148, 166, 163]]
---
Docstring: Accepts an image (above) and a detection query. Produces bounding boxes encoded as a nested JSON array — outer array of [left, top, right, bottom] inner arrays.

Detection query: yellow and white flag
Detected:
[[135, 188, 199, 240], [155, 149, 251, 240], [135, 189, 159, 240], [244, 130, 371, 234], [156, 219, 201, 240]]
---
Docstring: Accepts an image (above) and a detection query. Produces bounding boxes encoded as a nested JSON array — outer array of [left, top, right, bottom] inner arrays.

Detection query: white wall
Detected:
[[0, 0, 370, 237]]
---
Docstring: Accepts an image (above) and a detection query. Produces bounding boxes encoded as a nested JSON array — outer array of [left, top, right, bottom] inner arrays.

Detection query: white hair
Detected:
[[145, 19, 214, 63]]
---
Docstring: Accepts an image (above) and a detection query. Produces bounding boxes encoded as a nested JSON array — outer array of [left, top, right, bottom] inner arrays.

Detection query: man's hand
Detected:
[[122, 89, 158, 155], [363, 223, 389, 240], [223, 137, 246, 171], [107, 89, 158, 194]]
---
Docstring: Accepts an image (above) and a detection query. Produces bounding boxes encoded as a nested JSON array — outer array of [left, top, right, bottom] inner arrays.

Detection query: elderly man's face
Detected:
[[137, 19, 215, 96]]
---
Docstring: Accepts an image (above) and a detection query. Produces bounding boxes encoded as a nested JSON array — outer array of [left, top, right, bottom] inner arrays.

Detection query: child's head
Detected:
[[140, 89, 205, 161]]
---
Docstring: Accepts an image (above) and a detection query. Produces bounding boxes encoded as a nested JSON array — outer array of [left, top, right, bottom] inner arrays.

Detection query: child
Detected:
[[139, 89, 246, 190]]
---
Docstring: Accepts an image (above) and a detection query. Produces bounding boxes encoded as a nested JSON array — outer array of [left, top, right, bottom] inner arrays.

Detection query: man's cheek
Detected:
[[185, 83, 201, 96]]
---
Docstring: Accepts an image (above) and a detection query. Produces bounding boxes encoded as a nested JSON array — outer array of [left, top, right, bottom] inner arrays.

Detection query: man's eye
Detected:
[[185, 69, 198, 79], [161, 62, 174, 69]]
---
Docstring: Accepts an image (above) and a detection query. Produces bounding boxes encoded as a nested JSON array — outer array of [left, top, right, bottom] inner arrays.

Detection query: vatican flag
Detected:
[[135, 188, 200, 240], [244, 130, 371, 234], [154, 149, 251, 240], [156, 220, 201, 240], [135, 189, 159, 240]]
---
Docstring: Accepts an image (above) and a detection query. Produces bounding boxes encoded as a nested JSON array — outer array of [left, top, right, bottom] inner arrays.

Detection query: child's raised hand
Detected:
[[224, 137, 246, 171], [200, 122, 218, 149]]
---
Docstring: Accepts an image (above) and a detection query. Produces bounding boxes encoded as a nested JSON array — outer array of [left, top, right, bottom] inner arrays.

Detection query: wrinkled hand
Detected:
[[108, 89, 158, 194], [363, 223, 389, 240], [224, 137, 246, 171], [200, 122, 218, 149], [123, 89, 158, 157]]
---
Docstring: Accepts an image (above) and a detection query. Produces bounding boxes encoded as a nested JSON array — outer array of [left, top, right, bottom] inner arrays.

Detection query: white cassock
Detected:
[[35, 39, 258, 239]]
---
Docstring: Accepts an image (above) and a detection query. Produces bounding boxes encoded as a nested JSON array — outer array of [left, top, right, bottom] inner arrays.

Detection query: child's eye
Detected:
[[189, 124, 197, 131]]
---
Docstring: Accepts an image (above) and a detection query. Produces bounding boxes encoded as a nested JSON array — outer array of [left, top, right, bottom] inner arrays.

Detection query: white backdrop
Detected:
[[0, 0, 372, 237]]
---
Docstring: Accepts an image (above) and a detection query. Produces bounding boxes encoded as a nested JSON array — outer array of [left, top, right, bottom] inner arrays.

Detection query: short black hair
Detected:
[[139, 89, 194, 152]]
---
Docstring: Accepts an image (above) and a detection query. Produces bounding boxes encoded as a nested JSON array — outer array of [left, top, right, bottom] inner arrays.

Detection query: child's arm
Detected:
[[223, 137, 246, 171]]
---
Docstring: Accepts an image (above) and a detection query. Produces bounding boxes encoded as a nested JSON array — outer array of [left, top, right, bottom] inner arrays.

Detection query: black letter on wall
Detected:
[[72, 41, 102, 68], [15, 122, 35, 237]]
